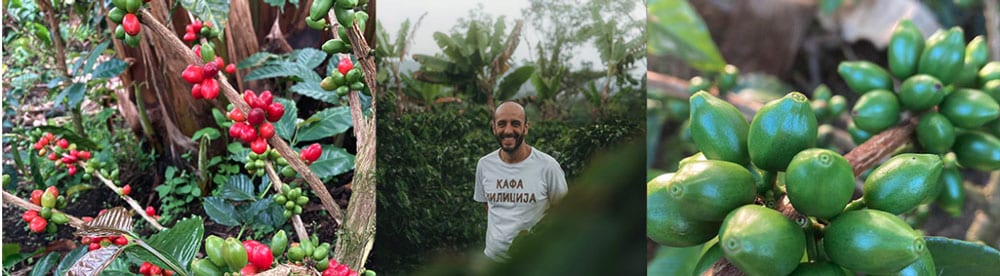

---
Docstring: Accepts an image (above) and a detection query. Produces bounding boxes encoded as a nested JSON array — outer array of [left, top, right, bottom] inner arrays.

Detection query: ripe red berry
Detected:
[[30, 190, 44, 205], [44, 132, 55, 141], [67, 165, 77, 176], [88, 242, 101, 251], [57, 139, 69, 149], [202, 61, 219, 77], [240, 264, 258, 276], [29, 216, 47, 233], [22, 210, 39, 223], [45, 186, 59, 197], [47, 152, 57, 161], [240, 126, 257, 144], [258, 122, 275, 139], [258, 91, 274, 106], [191, 20, 202, 32], [228, 108, 247, 122], [191, 83, 204, 99], [266, 103, 285, 122], [114, 236, 129, 245], [145, 206, 156, 217], [229, 123, 244, 138], [193, 45, 202, 58], [338, 56, 353, 75], [301, 143, 322, 163], [244, 90, 261, 108], [248, 108, 266, 126], [201, 78, 219, 99], [122, 14, 141, 36], [251, 138, 268, 154], [33, 141, 44, 150], [78, 151, 92, 160], [121, 184, 132, 196], [183, 32, 196, 42], [225, 64, 236, 74], [182, 65, 204, 84], [139, 262, 151, 274]]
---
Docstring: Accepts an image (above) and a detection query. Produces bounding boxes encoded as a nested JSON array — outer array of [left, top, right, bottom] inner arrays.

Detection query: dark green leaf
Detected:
[[290, 81, 341, 104], [83, 41, 112, 75], [293, 48, 328, 70], [496, 66, 535, 101], [125, 216, 204, 272], [55, 246, 88, 275], [178, 0, 230, 36], [203, 197, 240, 226], [926, 236, 1000, 276], [32, 22, 51, 46], [273, 98, 298, 140], [227, 142, 250, 163], [647, 0, 725, 72], [238, 52, 277, 69], [92, 59, 128, 79], [263, 0, 287, 8], [191, 128, 221, 142], [28, 151, 43, 187], [68, 245, 124, 276], [2, 244, 25, 268], [244, 62, 301, 81], [221, 174, 256, 201], [296, 106, 352, 142], [310, 146, 355, 179], [53, 82, 86, 109]]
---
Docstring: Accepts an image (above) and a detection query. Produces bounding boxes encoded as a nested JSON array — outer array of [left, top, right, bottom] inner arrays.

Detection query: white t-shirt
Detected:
[[474, 146, 568, 261]]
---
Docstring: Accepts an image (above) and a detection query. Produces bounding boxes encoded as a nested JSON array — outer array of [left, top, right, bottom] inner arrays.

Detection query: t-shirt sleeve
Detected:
[[546, 161, 568, 204], [474, 160, 487, 202]]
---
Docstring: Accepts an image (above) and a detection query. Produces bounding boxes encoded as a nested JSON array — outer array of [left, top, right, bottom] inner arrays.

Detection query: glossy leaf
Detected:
[[203, 197, 240, 226], [297, 106, 353, 142], [290, 81, 340, 104], [648, 0, 725, 72], [179, 0, 230, 36], [220, 174, 255, 201], [926, 236, 1000, 275], [28, 252, 60, 276], [310, 146, 356, 179], [92, 59, 127, 79], [124, 216, 204, 273], [293, 48, 327, 70], [55, 246, 89, 275], [496, 66, 535, 101]]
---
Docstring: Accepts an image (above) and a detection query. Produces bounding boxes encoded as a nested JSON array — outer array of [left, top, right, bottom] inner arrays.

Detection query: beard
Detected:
[[495, 132, 524, 153]]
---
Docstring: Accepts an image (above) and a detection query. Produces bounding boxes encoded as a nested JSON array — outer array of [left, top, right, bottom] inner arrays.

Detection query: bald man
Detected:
[[473, 102, 568, 261]]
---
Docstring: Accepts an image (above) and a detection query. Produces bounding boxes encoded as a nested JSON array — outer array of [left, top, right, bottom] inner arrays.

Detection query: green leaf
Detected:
[[238, 52, 277, 69], [178, 0, 230, 36], [926, 236, 1000, 276], [293, 48, 328, 70], [92, 59, 128, 79], [290, 81, 341, 104], [310, 146, 355, 179], [263, 0, 287, 8], [83, 41, 112, 75], [55, 246, 88, 275], [203, 197, 240, 226], [227, 142, 250, 163], [496, 66, 535, 101], [647, 0, 725, 72], [244, 62, 302, 81], [221, 174, 256, 201], [191, 128, 221, 141], [125, 216, 205, 272], [273, 98, 298, 140], [53, 82, 86, 109], [31, 22, 51, 46], [2, 244, 21, 267], [647, 245, 704, 276], [296, 106, 352, 142]]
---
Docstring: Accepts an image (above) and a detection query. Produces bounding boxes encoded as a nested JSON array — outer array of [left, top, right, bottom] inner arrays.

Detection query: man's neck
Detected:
[[499, 145, 531, 164]]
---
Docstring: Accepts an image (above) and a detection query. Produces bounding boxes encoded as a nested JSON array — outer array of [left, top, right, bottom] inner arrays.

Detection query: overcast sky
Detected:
[[378, 0, 646, 71]]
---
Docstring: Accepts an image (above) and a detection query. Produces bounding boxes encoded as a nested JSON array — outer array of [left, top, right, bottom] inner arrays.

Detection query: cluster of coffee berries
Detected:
[[81, 235, 129, 251], [182, 19, 219, 43], [33, 133, 93, 176], [108, 0, 149, 47], [320, 56, 365, 96], [182, 43, 236, 100], [227, 90, 284, 154], [300, 143, 322, 165], [138, 262, 174, 276], [274, 184, 308, 219], [321, 259, 360, 276], [246, 149, 294, 177], [23, 187, 69, 233], [305, 0, 369, 32]]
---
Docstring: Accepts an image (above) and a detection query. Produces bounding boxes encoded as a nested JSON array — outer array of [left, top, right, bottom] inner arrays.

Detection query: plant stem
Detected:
[[264, 160, 310, 243], [804, 225, 818, 262], [1, 190, 85, 227], [89, 163, 165, 231]]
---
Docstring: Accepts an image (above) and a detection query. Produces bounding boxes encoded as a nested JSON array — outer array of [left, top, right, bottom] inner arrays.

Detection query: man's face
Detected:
[[492, 105, 528, 153]]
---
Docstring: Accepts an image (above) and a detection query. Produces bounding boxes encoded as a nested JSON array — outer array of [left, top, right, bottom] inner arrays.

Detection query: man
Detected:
[[474, 101, 568, 261]]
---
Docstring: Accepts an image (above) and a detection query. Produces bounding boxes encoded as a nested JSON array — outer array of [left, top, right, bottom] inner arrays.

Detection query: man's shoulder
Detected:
[[477, 149, 501, 165], [529, 147, 561, 167]]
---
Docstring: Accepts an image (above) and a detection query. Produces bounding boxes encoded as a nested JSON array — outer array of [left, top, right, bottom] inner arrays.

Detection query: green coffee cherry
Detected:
[[825, 209, 926, 274], [838, 61, 893, 94], [872, 250, 936, 276], [719, 205, 805, 276], [916, 112, 956, 154], [668, 160, 756, 221], [981, 80, 1000, 103], [270, 230, 288, 257], [204, 235, 227, 268], [748, 92, 818, 171], [852, 89, 900, 133], [863, 154, 943, 215], [191, 258, 223, 276], [848, 121, 874, 144], [888, 20, 925, 79], [646, 173, 720, 247], [785, 149, 854, 219], [899, 74, 945, 111], [918, 27, 966, 85], [936, 165, 965, 218], [717, 64, 739, 92], [939, 89, 1000, 129], [689, 91, 750, 165], [789, 262, 852, 276], [952, 131, 1000, 171]]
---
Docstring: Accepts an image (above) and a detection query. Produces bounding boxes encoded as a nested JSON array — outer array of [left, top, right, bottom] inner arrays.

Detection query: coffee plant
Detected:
[[649, 1, 1000, 275], [4, 0, 376, 274]]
